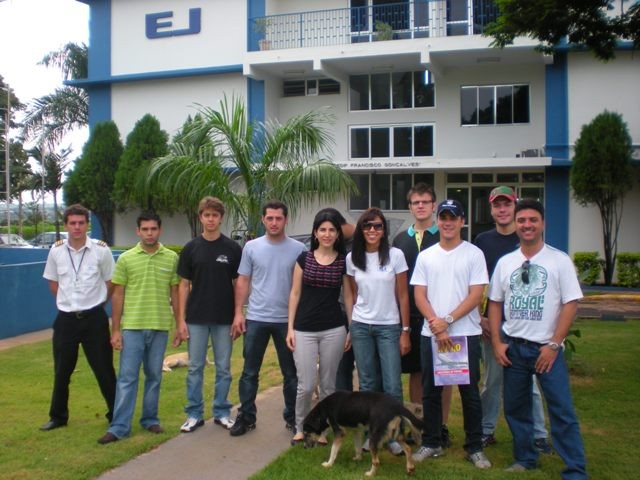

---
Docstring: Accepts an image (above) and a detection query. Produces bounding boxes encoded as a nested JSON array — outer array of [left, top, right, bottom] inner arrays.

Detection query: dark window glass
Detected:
[[414, 125, 434, 156], [478, 86, 494, 124], [350, 174, 369, 210], [371, 73, 391, 110], [461, 87, 477, 125], [392, 72, 412, 109], [414, 71, 435, 107], [496, 85, 513, 124], [414, 0, 430, 27], [522, 172, 544, 183], [283, 80, 305, 97], [447, 172, 468, 183], [447, 0, 469, 36], [371, 128, 390, 157], [471, 173, 493, 182], [393, 127, 412, 157], [307, 80, 318, 95], [520, 187, 543, 203], [392, 174, 413, 210], [350, 0, 368, 33], [513, 85, 530, 123], [318, 78, 340, 94], [350, 75, 369, 110], [497, 173, 519, 183], [414, 173, 435, 187], [371, 173, 391, 210], [351, 128, 369, 158]]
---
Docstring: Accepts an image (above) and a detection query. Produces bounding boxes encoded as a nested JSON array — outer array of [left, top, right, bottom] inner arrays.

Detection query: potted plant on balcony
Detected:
[[253, 17, 273, 50], [374, 21, 394, 41]]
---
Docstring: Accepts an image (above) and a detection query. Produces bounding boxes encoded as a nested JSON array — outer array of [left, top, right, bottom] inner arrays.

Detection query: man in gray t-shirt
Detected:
[[229, 201, 306, 437]]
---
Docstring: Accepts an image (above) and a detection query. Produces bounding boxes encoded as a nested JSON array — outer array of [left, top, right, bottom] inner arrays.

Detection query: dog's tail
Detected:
[[399, 406, 424, 441]]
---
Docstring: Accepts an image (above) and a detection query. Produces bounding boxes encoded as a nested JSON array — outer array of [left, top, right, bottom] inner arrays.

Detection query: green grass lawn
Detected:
[[0, 319, 638, 479], [252, 319, 640, 480]]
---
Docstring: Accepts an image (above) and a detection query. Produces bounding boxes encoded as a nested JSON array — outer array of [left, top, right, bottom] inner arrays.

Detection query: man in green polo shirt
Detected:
[[98, 211, 187, 444]]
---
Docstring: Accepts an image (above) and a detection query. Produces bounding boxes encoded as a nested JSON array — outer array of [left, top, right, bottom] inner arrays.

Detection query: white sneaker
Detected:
[[362, 438, 370, 451], [412, 446, 444, 462], [180, 417, 204, 433], [387, 440, 404, 456], [466, 451, 492, 469], [214, 416, 235, 430]]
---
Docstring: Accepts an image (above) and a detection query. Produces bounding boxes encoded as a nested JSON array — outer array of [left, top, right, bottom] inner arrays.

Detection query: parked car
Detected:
[[29, 231, 69, 248], [290, 234, 312, 249], [0, 233, 35, 248]]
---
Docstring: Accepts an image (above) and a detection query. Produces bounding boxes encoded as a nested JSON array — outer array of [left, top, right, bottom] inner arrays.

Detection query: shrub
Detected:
[[616, 253, 640, 287], [573, 252, 602, 285]]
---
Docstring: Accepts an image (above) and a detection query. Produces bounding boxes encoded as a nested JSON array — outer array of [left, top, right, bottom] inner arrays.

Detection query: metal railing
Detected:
[[248, 0, 499, 52]]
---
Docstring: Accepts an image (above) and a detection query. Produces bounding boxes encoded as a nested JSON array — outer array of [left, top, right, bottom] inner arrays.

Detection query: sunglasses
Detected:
[[362, 222, 384, 232], [521, 260, 530, 284]]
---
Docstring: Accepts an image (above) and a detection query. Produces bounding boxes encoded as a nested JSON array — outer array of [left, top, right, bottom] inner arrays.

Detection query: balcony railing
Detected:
[[249, 0, 499, 52]]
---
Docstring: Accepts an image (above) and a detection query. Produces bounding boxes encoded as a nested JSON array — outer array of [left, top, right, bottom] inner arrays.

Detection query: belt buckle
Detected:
[[75, 310, 86, 319]]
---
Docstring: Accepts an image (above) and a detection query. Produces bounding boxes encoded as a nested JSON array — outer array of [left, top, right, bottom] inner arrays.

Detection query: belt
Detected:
[[61, 305, 103, 319], [504, 335, 544, 348]]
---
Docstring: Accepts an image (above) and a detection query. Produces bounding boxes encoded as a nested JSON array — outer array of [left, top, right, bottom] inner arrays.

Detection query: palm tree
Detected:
[[21, 43, 89, 146], [146, 95, 356, 239]]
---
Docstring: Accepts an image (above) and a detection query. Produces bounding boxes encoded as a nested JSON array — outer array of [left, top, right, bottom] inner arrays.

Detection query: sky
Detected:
[[0, 0, 90, 151]]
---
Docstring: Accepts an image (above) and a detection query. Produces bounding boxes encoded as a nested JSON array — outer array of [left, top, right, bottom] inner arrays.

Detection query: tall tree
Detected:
[[113, 114, 169, 212], [570, 111, 634, 285], [21, 43, 89, 146], [146, 96, 356, 238], [485, 0, 640, 61], [64, 121, 123, 242]]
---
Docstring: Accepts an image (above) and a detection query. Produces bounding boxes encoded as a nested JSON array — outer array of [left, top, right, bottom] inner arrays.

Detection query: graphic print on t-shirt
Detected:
[[508, 264, 547, 321]]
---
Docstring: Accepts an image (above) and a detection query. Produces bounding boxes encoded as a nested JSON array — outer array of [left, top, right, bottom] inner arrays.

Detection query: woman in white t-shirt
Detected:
[[346, 207, 410, 405]]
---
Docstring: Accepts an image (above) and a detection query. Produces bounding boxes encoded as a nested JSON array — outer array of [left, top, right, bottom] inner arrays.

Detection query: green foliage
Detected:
[[64, 121, 123, 242], [253, 17, 272, 35], [374, 21, 394, 41], [0, 141, 32, 202], [113, 114, 169, 212], [573, 252, 603, 285], [485, 0, 640, 61], [616, 253, 640, 287], [570, 110, 633, 285]]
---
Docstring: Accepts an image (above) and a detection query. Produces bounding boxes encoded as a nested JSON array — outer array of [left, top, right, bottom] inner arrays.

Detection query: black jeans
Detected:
[[420, 334, 483, 453], [49, 307, 116, 423]]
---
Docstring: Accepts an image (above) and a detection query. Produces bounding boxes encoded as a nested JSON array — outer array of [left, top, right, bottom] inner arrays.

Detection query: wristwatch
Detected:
[[401, 326, 411, 333], [547, 342, 561, 351], [444, 314, 454, 325]]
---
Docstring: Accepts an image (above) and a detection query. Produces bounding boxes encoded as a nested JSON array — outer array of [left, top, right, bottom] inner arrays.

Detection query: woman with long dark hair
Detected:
[[287, 209, 352, 444]]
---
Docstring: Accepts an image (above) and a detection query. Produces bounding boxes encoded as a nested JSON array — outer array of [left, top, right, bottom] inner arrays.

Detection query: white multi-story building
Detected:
[[73, 0, 639, 259]]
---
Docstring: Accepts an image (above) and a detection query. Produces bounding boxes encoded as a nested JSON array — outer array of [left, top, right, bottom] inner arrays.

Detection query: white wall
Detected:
[[111, 0, 246, 75]]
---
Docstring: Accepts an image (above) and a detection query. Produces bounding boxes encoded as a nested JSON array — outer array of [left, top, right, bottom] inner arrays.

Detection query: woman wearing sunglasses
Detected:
[[346, 207, 410, 454]]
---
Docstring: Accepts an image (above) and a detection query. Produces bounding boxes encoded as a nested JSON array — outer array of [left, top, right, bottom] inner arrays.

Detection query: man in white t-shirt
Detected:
[[488, 199, 586, 478], [410, 199, 491, 469]]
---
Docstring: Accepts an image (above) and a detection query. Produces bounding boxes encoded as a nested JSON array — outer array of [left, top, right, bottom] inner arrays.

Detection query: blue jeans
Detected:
[[185, 323, 233, 420], [503, 340, 587, 479], [350, 321, 402, 402], [237, 320, 297, 425], [109, 330, 168, 439], [481, 339, 548, 438], [421, 334, 483, 454]]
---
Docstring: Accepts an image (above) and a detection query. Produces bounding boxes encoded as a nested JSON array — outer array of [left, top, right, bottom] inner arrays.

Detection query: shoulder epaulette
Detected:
[[53, 240, 65, 247], [96, 240, 108, 247]]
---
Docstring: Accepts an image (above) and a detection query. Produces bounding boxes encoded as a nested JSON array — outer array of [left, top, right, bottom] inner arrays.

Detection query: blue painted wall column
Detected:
[[544, 51, 570, 251]]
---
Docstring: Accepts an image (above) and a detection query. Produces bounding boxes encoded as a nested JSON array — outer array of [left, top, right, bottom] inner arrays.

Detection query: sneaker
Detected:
[[534, 437, 553, 455], [387, 440, 404, 456], [97, 432, 118, 444], [214, 416, 235, 430], [481, 433, 497, 447], [229, 416, 256, 437], [411, 446, 444, 462], [505, 463, 528, 472], [441, 424, 452, 448], [180, 417, 205, 433], [362, 438, 370, 452], [466, 451, 492, 469]]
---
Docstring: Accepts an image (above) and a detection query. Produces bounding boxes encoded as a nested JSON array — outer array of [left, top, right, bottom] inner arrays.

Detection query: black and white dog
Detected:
[[302, 391, 424, 477]]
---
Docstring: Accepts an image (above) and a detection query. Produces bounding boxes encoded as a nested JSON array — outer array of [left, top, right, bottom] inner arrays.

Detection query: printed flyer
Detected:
[[432, 336, 470, 386]]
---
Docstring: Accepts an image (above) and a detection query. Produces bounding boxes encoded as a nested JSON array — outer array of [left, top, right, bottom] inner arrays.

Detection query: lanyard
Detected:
[[67, 246, 88, 283]]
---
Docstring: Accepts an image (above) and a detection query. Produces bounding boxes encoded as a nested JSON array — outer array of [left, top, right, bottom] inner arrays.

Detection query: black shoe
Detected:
[[441, 424, 452, 448], [97, 432, 119, 444], [481, 433, 497, 448], [40, 419, 67, 431], [229, 416, 256, 437], [534, 437, 553, 455]]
